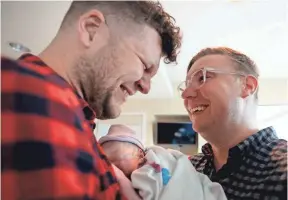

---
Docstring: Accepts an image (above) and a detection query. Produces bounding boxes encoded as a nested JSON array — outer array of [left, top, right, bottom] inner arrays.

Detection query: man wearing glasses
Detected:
[[179, 47, 287, 200]]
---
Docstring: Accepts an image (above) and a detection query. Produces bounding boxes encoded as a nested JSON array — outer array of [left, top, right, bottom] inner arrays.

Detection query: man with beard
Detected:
[[1, 1, 182, 199]]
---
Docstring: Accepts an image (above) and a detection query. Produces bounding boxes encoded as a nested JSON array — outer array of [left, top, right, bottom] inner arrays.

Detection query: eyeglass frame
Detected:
[[177, 67, 250, 93]]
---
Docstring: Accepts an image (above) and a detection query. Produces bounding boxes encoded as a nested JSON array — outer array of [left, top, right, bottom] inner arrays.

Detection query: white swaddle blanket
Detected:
[[131, 145, 227, 200]]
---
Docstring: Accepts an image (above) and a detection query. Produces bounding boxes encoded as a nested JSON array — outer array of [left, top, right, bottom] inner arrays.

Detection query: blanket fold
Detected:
[[131, 146, 227, 200]]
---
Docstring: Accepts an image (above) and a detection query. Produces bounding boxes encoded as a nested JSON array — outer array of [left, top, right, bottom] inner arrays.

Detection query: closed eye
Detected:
[[143, 63, 148, 71], [143, 63, 154, 76], [198, 76, 205, 82], [139, 56, 156, 77], [141, 60, 149, 72]]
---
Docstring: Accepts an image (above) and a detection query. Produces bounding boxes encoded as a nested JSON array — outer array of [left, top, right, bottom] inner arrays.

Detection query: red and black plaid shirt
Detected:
[[1, 54, 126, 200]]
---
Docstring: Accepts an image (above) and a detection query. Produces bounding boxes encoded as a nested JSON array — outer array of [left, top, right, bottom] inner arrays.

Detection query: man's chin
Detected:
[[99, 113, 120, 120], [92, 93, 123, 120], [98, 105, 121, 120], [192, 122, 207, 134]]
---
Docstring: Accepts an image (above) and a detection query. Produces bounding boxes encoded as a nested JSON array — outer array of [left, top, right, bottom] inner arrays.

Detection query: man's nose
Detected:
[[181, 86, 198, 99], [136, 76, 151, 94]]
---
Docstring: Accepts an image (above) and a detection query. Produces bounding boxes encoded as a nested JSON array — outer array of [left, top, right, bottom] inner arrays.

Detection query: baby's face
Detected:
[[101, 141, 145, 177]]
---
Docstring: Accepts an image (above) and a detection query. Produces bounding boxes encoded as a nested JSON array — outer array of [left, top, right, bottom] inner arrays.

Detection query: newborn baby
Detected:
[[99, 125, 227, 200], [99, 124, 146, 178]]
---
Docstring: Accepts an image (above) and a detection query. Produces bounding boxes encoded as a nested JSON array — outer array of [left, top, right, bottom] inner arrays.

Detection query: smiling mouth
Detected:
[[188, 105, 209, 115]]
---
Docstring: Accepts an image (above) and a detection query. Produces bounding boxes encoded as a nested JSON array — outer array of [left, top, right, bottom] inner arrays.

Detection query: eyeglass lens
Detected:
[[186, 69, 206, 90]]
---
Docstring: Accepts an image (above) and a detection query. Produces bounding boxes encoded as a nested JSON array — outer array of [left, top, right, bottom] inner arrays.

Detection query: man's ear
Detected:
[[78, 9, 106, 47], [241, 75, 258, 99]]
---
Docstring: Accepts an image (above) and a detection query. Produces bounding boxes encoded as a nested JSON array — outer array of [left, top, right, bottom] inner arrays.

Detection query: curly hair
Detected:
[[61, 1, 182, 64]]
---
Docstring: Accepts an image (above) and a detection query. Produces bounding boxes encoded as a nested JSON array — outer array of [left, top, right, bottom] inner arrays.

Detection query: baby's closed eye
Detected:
[[138, 157, 147, 168]]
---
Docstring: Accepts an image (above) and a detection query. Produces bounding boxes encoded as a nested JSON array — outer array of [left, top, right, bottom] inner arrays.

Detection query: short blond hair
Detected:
[[187, 47, 260, 100]]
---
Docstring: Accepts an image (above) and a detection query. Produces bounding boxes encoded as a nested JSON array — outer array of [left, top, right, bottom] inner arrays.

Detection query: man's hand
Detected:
[[112, 164, 142, 200]]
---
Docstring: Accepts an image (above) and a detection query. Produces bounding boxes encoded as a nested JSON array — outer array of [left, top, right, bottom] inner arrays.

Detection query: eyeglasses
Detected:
[[177, 67, 246, 95]]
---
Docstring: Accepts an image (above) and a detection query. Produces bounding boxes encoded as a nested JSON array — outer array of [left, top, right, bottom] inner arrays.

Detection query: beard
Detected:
[[99, 91, 121, 120], [74, 48, 121, 120]]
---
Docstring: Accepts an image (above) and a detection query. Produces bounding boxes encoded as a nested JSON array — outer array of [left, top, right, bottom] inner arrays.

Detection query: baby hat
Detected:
[[98, 124, 145, 152]]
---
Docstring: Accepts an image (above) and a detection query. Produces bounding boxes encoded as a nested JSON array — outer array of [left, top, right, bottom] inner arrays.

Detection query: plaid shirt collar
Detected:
[[18, 54, 97, 130], [201, 126, 278, 157]]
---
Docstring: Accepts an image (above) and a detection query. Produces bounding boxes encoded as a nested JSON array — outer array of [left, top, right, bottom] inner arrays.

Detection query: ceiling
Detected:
[[2, 0, 288, 99]]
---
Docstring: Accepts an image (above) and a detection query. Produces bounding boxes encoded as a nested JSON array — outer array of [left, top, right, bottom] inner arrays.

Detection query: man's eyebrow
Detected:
[[187, 67, 205, 76], [186, 69, 197, 78]]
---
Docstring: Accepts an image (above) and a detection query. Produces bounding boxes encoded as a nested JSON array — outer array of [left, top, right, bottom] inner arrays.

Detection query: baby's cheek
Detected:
[[118, 160, 139, 176]]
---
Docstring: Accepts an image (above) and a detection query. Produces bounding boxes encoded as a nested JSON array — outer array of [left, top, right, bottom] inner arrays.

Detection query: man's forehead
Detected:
[[140, 28, 162, 66], [130, 26, 162, 67], [187, 54, 234, 77]]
